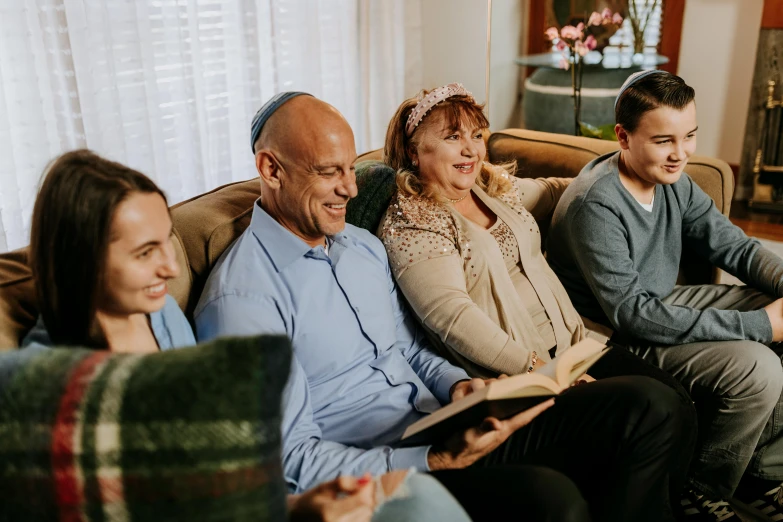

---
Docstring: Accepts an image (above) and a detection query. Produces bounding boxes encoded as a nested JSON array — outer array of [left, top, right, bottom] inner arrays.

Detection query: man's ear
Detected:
[[615, 124, 630, 150], [256, 150, 281, 189]]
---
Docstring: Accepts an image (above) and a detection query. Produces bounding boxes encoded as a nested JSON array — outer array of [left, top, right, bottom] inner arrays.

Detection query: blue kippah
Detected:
[[250, 91, 312, 153], [614, 70, 668, 110]]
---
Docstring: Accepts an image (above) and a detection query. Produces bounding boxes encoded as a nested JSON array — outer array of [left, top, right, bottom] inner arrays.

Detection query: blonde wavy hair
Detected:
[[383, 89, 515, 201]]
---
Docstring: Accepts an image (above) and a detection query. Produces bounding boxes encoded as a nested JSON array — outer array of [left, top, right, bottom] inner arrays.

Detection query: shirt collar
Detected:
[[249, 199, 326, 270], [148, 308, 169, 349]]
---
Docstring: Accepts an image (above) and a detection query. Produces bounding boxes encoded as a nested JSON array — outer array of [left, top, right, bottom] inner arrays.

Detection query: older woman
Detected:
[[381, 83, 612, 377], [378, 83, 698, 521]]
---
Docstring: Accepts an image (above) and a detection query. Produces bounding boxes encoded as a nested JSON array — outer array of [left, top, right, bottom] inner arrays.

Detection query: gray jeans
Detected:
[[622, 284, 783, 499]]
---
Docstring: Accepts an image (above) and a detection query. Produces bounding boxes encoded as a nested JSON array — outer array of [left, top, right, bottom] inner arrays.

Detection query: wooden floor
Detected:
[[730, 200, 783, 241]]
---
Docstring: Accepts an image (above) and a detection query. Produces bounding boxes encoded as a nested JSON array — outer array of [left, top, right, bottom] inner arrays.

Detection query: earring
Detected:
[[412, 160, 418, 167]]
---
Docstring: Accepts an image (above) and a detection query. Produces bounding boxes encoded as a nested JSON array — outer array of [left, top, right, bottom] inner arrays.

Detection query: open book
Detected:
[[400, 338, 609, 447]]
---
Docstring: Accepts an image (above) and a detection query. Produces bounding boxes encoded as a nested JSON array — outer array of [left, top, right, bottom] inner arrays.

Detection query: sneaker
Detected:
[[740, 483, 783, 521], [680, 489, 741, 521]]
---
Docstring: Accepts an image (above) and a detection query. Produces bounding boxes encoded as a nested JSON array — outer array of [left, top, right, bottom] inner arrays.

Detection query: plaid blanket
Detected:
[[0, 335, 290, 522]]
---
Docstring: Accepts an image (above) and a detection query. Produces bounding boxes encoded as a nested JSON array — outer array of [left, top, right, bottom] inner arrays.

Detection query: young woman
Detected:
[[23, 149, 192, 352]]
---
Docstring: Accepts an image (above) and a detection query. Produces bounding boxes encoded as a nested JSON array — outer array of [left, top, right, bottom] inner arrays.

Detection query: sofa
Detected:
[[0, 129, 735, 349]]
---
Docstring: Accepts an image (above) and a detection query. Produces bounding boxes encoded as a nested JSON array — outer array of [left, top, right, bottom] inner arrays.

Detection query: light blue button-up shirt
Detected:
[[195, 201, 469, 493], [22, 294, 195, 350]]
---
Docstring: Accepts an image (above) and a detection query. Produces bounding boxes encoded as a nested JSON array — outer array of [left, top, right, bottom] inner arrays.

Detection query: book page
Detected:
[[554, 338, 607, 386], [486, 372, 562, 398]]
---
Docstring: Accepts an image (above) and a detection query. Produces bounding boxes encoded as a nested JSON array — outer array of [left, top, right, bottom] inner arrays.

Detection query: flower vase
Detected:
[[632, 33, 646, 64]]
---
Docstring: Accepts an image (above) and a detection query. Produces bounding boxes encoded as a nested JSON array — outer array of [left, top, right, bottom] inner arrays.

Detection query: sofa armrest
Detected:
[[0, 248, 36, 350]]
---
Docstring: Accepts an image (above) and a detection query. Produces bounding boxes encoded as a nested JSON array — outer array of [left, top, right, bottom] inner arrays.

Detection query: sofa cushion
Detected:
[[356, 148, 383, 162], [0, 335, 290, 521], [346, 160, 397, 233], [0, 248, 36, 350], [169, 180, 259, 318]]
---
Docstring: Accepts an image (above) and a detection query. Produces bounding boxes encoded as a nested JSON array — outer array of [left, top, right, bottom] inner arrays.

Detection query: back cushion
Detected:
[[0, 335, 290, 522], [169, 180, 259, 319], [346, 160, 397, 233], [0, 249, 35, 350]]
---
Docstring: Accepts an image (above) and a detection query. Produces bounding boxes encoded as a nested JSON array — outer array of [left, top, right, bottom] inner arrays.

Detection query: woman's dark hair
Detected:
[[29, 149, 166, 348], [615, 72, 695, 133]]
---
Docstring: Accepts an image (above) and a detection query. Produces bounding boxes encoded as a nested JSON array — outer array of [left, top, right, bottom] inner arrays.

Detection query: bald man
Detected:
[[194, 93, 683, 522]]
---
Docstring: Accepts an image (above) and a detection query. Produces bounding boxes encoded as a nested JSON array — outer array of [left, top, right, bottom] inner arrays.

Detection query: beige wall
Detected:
[[420, 0, 491, 103], [488, 0, 526, 129], [677, 0, 764, 165], [419, 0, 526, 128]]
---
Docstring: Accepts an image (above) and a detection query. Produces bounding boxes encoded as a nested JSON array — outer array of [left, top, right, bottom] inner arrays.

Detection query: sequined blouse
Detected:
[[485, 218, 556, 349], [379, 174, 586, 378]]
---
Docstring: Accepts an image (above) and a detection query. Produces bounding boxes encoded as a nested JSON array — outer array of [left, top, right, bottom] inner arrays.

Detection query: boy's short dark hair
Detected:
[[615, 72, 695, 133]]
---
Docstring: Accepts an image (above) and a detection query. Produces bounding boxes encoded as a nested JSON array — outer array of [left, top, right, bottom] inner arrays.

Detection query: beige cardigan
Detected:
[[379, 176, 588, 378]]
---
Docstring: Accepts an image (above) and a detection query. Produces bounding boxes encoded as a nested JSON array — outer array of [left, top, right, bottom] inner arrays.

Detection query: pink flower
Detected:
[[575, 40, 589, 57], [556, 39, 568, 51], [560, 25, 580, 40], [588, 12, 602, 26], [612, 12, 623, 25], [545, 26, 559, 40], [576, 22, 584, 33], [601, 7, 612, 19], [558, 57, 570, 70], [584, 35, 597, 51]]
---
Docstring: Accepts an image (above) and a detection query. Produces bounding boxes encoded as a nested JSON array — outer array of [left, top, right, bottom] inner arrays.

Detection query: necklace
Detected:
[[446, 193, 469, 204]]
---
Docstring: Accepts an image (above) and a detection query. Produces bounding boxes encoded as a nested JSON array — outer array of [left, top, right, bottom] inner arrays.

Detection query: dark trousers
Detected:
[[434, 375, 689, 522], [590, 343, 699, 504], [432, 466, 591, 522]]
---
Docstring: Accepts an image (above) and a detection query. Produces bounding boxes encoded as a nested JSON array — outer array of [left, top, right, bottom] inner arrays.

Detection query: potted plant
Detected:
[[546, 9, 624, 138]]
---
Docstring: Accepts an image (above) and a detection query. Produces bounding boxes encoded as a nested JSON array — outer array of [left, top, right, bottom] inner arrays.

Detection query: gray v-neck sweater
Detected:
[[547, 151, 783, 345]]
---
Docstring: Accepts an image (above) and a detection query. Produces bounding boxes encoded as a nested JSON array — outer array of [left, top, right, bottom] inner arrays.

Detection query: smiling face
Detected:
[[412, 111, 487, 199], [617, 101, 698, 188], [256, 97, 358, 247], [268, 131, 358, 245], [96, 192, 179, 317]]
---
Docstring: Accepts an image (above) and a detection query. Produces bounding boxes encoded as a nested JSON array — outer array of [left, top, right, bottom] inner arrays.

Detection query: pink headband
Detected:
[[405, 83, 474, 137]]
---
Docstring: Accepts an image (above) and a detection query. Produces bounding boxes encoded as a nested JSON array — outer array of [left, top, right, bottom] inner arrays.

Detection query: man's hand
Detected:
[[377, 470, 409, 498], [426, 398, 555, 470], [289, 475, 374, 522], [765, 298, 783, 342], [450, 374, 510, 402]]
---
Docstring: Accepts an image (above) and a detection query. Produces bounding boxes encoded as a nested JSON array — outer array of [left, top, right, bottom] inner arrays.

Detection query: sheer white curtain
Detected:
[[0, 0, 422, 253]]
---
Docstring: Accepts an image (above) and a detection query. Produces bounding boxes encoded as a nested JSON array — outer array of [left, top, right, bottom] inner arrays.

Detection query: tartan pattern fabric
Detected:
[[0, 335, 291, 522]]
